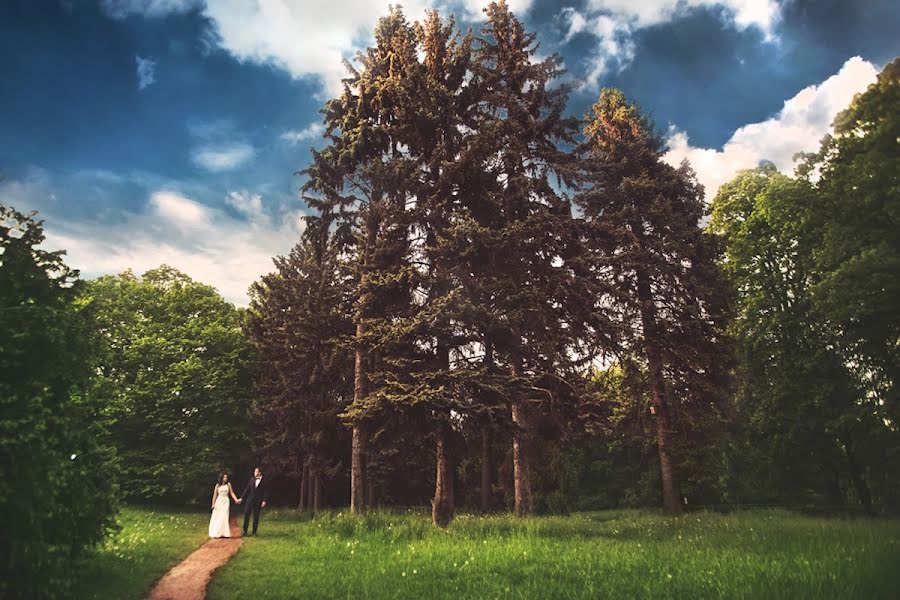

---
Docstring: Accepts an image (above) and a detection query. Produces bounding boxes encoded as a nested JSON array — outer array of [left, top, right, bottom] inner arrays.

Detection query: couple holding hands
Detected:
[[209, 467, 268, 538]]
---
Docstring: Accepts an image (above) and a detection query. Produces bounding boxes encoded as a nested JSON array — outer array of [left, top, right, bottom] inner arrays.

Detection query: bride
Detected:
[[209, 472, 241, 538]]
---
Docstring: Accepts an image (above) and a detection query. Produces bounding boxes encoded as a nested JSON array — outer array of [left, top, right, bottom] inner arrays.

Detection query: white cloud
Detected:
[[135, 55, 157, 90], [150, 190, 210, 230], [2, 176, 305, 305], [582, 0, 779, 33], [562, 9, 635, 87], [200, 0, 433, 96], [102, 1, 542, 97], [662, 56, 879, 200], [563, 0, 781, 89], [280, 122, 325, 144], [459, 0, 534, 21], [225, 189, 264, 216], [190, 142, 256, 172]]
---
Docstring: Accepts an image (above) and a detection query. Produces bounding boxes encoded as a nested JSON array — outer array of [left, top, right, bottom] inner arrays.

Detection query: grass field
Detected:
[[73, 506, 211, 600], [208, 508, 900, 599]]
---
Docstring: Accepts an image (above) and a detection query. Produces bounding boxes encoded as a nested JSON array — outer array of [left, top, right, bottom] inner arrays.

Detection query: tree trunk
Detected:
[[432, 420, 455, 527], [350, 212, 379, 513], [638, 270, 683, 516], [510, 351, 533, 517], [480, 338, 494, 513], [432, 336, 455, 527], [299, 459, 309, 511], [307, 464, 315, 511], [480, 425, 492, 513], [351, 318, 369, 513], [350, 422, 366, 513], [843, 433, 874, 515], [313, 473, 322, 513]]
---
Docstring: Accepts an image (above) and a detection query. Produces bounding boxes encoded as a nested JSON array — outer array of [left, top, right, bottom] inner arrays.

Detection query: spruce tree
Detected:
[[302, 7, 422, 512], [246, 228, 354, 511], [454, 0, 587, 516], [576, 89, 729, 515]]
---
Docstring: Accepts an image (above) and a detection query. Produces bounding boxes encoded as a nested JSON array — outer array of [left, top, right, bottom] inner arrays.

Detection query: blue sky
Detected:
[[2, 0, 898, 303]]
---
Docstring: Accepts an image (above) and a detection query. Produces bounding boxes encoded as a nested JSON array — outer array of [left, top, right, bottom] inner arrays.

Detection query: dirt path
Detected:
[[146, 517, 243, 600]]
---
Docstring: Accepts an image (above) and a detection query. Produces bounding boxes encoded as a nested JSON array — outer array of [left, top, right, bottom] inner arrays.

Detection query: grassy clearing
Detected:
[[73, 506, 211, 600], [208, 508, 900, 599]]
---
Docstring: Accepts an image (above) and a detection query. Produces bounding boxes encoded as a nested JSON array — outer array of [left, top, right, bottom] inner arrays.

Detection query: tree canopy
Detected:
[[83, 266, 251, 502]]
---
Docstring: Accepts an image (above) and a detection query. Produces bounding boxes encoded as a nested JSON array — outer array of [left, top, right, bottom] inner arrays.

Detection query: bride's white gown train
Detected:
[[208, 485, 231, 538]]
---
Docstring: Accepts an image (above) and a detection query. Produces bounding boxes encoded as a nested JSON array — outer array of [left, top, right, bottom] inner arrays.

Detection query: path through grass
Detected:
[[74, 506, 211, 600], [208, 508, 900, 599]]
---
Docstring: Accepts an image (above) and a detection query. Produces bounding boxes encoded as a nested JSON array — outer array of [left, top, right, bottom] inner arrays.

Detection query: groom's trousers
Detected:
[[243, 501, 261, 535]]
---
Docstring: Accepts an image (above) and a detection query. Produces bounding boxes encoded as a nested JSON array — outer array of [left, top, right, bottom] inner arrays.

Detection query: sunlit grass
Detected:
[[209, 508, 900, 599], [73, 506, 210, 600]]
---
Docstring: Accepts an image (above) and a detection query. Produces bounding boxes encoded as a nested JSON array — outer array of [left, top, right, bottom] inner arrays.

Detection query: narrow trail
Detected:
[[146, 517, 242, 600]]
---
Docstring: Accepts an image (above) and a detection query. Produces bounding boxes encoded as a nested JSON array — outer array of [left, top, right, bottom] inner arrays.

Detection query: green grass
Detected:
[[73, 506, 211, 600], [208, 508, 900, 599]]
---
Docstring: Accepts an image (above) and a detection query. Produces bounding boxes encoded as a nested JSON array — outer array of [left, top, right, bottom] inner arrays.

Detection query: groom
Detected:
[[240, 466, 268, 537]]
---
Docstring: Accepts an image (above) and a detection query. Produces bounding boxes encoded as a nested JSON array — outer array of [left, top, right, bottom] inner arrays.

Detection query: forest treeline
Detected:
[[1, 1, 897, 596]]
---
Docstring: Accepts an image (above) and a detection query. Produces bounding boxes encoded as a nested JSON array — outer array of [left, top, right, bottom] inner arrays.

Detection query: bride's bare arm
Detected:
[[211, 485, 217, 509], [228, 482, 239, 503]]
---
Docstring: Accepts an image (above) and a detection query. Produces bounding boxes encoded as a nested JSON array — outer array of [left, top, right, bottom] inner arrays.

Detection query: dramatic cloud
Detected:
[[102, 1, 540, 96], [580, 0, 780, 32], [280, 122, 325, 144], [562, 0, 781, 88], [190, 142, 255, 172], [1, 175, 305, 304], [200, 0, 435, 96], [662, 56, 879, 200], [561, 8, 635, 85], [135, 55, 157, 90]]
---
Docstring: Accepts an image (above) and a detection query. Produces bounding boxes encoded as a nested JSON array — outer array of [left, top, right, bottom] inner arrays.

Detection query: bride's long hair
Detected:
[[217, 471, 229, 486]]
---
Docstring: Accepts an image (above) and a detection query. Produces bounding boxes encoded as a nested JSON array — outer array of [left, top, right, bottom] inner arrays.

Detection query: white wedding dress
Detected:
[[208, 484, 231, 538]]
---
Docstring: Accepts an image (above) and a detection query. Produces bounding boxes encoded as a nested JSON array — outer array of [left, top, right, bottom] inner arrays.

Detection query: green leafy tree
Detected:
[[711, 60, 899, 513], [84, 266, 251, 502], [712, 164, 893, 512], [1, 205, 116, 598], [798, 58, 900, 422]]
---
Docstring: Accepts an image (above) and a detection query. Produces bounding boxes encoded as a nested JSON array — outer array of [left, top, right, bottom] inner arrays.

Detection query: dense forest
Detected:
[[1, 2, 897, 596]]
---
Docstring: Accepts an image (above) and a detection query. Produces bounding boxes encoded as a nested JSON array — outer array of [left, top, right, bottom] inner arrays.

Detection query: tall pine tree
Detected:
[[455, 0, 588, 516], [302, 7, 422, 512], [576, 89, 729, 515], [246, 228, 354, 511]]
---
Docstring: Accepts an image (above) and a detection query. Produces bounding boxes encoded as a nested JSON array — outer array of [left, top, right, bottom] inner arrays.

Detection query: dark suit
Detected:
[[241, 475, 268, 535]]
